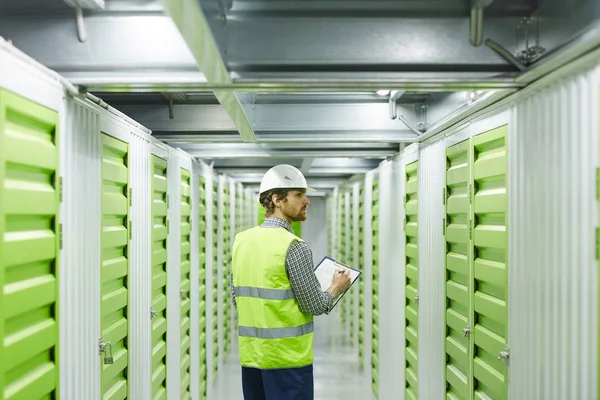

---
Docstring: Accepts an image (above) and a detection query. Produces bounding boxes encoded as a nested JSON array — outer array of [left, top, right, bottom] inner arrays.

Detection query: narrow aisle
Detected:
[[214, 310, 373, 400]]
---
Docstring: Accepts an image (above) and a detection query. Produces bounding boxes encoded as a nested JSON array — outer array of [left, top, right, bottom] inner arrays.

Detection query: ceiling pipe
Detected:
[[388, 90, 405, 120], [75, 7, 87, 43], [485, 39, 527, 71], [470, 0, 494, 46], [389, 90, 424, 135]]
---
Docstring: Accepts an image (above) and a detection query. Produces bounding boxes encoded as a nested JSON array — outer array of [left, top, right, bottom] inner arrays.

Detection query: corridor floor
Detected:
[[213, 311, 374, 400]]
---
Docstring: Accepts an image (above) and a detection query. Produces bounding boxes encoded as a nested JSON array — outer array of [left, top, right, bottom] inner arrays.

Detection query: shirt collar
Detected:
[[262, 216, 293, 233]]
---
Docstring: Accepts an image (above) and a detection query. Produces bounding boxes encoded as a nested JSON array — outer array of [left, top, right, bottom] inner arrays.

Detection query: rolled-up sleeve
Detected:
[[286, 241, 334, 316]]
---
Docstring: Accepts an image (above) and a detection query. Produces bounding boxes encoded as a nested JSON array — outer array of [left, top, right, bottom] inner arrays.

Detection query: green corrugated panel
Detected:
[[404, 161, 419, 400], [212, 183, 219, 381], [101, 133, 129, 400], [445, 139, 472, 400], [358, 185, 364, 368], [222, 189, 231, 359], [198, 178, 207, 400], [180, 168, 192, 399], [151, 155, 168, 399], [349, 191, 354, 343], [339, 193, 347, 326], [471, 126, 508, 400], [372, 179, 379, 398], [0, 89, 60, 399]]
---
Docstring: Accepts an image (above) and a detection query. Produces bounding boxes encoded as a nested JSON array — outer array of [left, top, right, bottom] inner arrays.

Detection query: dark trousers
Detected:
[[241, 365, 314, 400]]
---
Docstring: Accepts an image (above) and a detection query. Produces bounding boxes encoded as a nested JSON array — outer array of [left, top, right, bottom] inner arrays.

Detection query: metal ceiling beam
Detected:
[[152, 131, 416, 143], [178, 143, 397, 158], [301, 159, 314, 174], [82, 79, 524, 92], [250, 103, 415, 132], [117, 103, 420, 142], [226, 0, 535, 17], [159, 0, 256, 142]]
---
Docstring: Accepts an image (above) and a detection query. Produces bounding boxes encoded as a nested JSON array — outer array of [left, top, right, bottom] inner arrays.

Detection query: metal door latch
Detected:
[[463, 324, 472, 339], [150, 307, 159, 320], [498, 346, 510, 364], [99, 337, 113, 365], [180, 289, 190, 299]]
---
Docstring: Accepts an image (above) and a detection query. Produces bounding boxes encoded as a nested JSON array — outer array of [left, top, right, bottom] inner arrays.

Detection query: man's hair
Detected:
[[259, 189, 290, 216]]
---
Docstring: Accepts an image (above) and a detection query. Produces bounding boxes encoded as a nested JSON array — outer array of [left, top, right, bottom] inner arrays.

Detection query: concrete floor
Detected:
[[213, 310, 373, 400]]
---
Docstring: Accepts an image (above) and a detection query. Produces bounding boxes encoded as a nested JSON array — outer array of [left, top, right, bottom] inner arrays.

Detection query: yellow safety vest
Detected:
[[232, 226, 314, 369]]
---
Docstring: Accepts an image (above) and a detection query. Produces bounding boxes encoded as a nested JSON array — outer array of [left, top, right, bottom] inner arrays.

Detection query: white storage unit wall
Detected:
[[332, 52, 600, 400], [0, 40, 255, 400]]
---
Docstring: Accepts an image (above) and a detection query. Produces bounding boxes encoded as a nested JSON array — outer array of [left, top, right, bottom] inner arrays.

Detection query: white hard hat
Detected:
[[259, 164, 315, 194]]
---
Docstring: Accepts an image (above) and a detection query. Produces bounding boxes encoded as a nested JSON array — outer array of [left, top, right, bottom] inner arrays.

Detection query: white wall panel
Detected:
[[378, 160, 405, 400], [190, 162, 201, 400], [363, 172, 374, 387], [333, 187, 340, 260], [60, 98, 101, 400], [303, 197, 327, 265], [129, 130, 153, 400], [416, 139, 446, 400], [167, 148, 181, 400], [217, 175, 225, 369], [229, 178, 237, 341], [352, 183, 361, 348], [203, 166, 216, 397], [252, 190, 258, 226], [508, 63, 599, 400]]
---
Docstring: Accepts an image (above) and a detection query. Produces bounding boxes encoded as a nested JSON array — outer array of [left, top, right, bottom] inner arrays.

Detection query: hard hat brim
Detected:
[[259, 186, 317, 194]]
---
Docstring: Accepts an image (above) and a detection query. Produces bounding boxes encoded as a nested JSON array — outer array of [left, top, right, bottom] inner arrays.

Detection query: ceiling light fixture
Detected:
[[376, 90, 390, 96]]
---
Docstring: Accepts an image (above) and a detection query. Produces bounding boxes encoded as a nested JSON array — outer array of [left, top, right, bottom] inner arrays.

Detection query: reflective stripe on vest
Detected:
[[234, 285, 296, 300], [239, 321, 314, 339]]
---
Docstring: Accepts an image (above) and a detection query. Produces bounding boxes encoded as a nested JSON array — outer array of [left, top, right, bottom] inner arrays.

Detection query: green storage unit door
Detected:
[[371, 179, 379, 398], [358, 185, 365, 368], [340, 193, 346, 326], [222, 187, 231, 358], [151, 155, 168, 400], [0, 89, 60, 399], [198, 177, 208, 400], [349, 191, 354, 343], [212, 182, 219, 381], [404, 161, 419, 400], [180, 168, 192, 399], [100, 133, 130, 400], [445, 139, 472, 400], [471, 126, 508, 400]]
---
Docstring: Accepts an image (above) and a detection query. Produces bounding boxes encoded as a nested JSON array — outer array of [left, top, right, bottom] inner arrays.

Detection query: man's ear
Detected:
[[271, 193, 281, 208]]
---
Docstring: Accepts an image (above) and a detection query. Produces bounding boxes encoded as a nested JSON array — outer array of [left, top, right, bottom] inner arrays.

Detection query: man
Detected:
[[231, 164, 352, 400]]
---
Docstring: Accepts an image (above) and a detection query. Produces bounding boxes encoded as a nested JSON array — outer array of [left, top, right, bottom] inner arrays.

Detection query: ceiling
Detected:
[[0, 0, 598, 193]]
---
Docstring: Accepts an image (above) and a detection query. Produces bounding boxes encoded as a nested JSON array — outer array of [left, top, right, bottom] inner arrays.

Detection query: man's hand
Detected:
[[327, 269, 351, 298]]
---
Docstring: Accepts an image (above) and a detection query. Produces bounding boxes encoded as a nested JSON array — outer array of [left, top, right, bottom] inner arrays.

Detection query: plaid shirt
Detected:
[[230, 217, 334, 315]]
